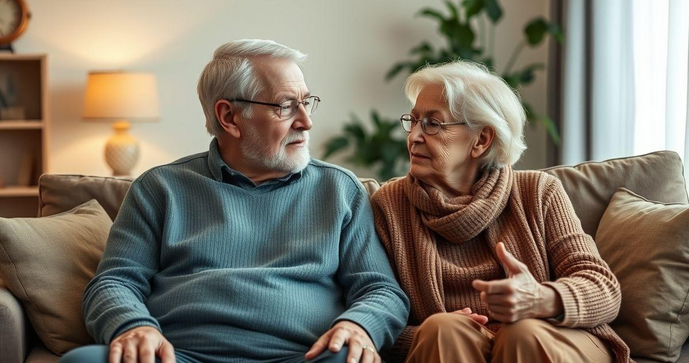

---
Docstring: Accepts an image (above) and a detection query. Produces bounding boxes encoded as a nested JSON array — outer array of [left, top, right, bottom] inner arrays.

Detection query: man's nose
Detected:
[[292, 103, 313, 130]]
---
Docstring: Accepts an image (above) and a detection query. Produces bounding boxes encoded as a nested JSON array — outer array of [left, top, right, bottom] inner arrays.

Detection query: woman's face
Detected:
[[407, 84, 479, 186]]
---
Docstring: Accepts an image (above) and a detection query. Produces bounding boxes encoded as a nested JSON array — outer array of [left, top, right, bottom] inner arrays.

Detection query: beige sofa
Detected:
[[1, 150, 688, 362]]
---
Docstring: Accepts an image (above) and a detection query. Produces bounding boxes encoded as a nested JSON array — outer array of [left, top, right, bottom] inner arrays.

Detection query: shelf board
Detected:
[[0, 121, 44, 129], [0, 186, 39, 197]]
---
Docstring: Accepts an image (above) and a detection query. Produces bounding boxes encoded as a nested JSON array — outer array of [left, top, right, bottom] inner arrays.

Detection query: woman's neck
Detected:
[[428, 163, 482, 198]]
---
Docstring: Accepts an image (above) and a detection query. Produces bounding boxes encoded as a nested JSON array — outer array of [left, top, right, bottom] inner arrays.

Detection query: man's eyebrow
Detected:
[[273, 91, 311, 102]]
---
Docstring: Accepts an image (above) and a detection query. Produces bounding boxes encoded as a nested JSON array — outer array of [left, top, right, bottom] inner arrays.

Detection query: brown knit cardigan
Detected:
[[371, 167, 631, 362]]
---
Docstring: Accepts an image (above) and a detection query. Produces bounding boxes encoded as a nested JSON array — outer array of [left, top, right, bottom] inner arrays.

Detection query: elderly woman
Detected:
[[371, 61, 630, 363]]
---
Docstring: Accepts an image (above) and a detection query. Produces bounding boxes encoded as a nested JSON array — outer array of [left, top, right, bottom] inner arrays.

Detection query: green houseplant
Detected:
[[323, 0, 563, 181]]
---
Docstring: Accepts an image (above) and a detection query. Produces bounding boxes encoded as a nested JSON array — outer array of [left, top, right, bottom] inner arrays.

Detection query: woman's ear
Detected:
[[214, 99, 242, 139], [471, 126, 495, 159]]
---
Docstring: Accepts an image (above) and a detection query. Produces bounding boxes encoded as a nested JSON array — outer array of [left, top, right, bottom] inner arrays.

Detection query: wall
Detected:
[[16, 0, 550, 179]]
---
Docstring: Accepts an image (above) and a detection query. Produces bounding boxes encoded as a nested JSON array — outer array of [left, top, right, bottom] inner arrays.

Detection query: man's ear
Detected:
[[214, 99, 242, 139], [471, 126, 495, 159]]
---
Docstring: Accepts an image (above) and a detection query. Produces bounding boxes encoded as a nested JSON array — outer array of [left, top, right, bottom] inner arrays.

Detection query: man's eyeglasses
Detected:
[[231, 96, 320, 120], [399, 114, 466, 135]]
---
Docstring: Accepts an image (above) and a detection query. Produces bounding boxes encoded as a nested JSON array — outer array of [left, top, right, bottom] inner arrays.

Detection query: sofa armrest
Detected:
[[0, 285, 28, 363]]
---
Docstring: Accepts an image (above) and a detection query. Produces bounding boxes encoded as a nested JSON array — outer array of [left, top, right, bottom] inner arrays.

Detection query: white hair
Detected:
[[197, 39, 308, 136], [404, 60, 527, 169]]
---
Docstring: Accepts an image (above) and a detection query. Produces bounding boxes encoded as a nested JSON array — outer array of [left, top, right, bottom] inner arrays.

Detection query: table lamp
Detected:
[[83, 71, 160, 176]]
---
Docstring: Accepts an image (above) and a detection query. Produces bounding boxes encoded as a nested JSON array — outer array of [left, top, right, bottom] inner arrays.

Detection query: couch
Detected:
[[1, 150, 688, 363]]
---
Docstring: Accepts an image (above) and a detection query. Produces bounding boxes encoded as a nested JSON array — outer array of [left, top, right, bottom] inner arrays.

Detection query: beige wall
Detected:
[[16, 0, 549, 179]]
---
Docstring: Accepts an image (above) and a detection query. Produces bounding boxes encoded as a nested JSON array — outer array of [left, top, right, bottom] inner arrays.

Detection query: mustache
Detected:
[[283, 131, 309, 146]]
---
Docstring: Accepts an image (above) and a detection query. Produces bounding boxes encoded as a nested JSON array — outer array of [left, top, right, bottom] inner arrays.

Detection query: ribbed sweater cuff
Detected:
[[542, 281, 579, 327]]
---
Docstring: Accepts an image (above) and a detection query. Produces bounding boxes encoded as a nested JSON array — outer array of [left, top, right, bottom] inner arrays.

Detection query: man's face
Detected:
[[239, 58, 313, 174]]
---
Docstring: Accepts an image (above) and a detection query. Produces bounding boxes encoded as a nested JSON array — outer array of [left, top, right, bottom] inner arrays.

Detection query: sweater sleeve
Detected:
[[540, 177, 621, 328], [83, 178, 164, 343], [333, 185, 410, 352]]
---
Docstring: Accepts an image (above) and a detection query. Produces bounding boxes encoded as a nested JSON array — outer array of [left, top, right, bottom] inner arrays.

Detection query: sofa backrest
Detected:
[[38, 151, 688, 239], [37, 174, 383, 221], [541, 151, 688, 237]]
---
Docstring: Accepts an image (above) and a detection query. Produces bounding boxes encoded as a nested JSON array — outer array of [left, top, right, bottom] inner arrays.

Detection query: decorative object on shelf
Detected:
[[0, 0, 30, 53], [0, 73, 25, 120], [83, 71, 159, 177]]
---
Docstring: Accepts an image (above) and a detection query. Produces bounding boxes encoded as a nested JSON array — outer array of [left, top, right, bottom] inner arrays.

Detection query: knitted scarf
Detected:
[[399, 166, 515, 320]]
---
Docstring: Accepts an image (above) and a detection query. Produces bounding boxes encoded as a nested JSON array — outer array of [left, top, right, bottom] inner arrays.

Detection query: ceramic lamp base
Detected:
[[105, 121, 139, 177]]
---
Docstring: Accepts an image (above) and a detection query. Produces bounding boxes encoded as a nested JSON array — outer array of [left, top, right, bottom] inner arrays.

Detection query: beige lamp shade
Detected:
[[83, 72, 160, 120], [82, 72, 159, 176]]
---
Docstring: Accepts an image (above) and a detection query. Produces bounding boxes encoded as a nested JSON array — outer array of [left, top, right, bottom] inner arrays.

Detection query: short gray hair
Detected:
[[197, 39, 308, 136], [404, 60, 527, 169]]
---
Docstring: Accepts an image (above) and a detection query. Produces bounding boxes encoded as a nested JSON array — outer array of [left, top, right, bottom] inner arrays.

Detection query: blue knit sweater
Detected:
[[83, 139, 409, 362]]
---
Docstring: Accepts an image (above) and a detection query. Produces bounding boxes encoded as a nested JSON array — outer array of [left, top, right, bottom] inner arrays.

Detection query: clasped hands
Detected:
[[461, 242, 562, 325]]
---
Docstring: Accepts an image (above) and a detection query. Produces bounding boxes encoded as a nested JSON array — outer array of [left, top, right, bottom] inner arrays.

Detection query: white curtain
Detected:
[[562, 0, 689, 175]]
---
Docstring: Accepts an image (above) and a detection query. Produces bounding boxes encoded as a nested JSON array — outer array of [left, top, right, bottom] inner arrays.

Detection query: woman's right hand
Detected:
[[451, 307, 489, 325]]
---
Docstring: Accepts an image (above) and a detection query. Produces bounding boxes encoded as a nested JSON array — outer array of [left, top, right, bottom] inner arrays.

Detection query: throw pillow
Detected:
[[596, 188, 689, 362], [0, 199, 112, 355]]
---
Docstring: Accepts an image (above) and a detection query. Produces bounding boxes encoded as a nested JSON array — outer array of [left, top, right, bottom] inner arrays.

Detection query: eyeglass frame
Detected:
[[228, 95, 321, 119], [399, 114, 466, 135]]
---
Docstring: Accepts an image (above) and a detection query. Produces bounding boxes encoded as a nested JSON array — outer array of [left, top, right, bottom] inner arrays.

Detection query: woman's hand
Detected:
[[472, 242, 563, 323], [451, 307, 489, 325]]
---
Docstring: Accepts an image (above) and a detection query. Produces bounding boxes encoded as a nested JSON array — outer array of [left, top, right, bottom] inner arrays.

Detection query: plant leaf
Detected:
[[418, 8, 446, 23], [343, 122, 366, 140], [548, 23, 565, 43], [322, 136, 349, 160], [540, 114, 561, 145], [445, 1, 460, 21], [484, 0, 502, 22], [371, 110, 382, 128], [519, 63, 545, 85], [463, 0, 484, 19], [385, 62, 407, 81], [409, 41, 434, 56], [524, 18, 548, 46]]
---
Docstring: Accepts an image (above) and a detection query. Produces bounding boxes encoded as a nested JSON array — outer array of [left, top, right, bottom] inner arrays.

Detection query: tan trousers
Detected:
[[407, 313, 612, 363]]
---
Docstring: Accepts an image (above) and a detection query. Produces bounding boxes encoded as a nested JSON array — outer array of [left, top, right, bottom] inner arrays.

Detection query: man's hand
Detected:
[[451, 307, 489, 325], [305, 320, 380, 363], [109, 326, 175, 363], [472, 242, 563, 323]]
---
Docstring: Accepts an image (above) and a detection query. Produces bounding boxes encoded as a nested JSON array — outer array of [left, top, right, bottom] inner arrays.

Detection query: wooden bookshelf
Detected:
[[0, 54, 49, 217]]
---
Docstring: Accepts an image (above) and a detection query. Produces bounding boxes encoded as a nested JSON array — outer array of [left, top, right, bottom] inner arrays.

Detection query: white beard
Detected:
[[241, 124, 311, 174]]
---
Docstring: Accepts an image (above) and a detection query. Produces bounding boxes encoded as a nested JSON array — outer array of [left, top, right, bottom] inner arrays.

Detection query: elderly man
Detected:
[[60, 39, 409, 363]]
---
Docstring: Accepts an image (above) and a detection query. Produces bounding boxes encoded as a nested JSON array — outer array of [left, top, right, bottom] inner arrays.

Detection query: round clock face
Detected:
[[0, 0, 29, 45]]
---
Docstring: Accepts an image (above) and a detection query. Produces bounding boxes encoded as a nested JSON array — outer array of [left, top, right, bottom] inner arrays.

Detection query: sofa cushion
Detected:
[[39, 174, 133, 220], [0, 199, 112, 355], [542, 151, 688, 238], [596, 188, 689, 362]]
